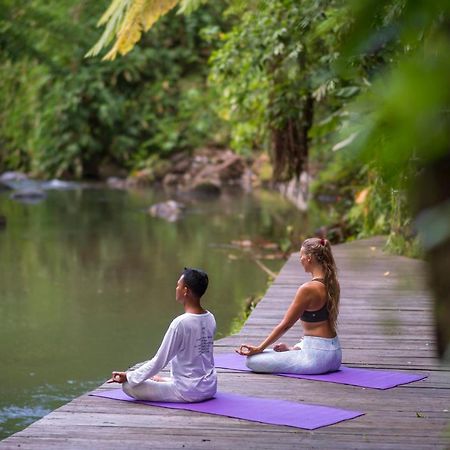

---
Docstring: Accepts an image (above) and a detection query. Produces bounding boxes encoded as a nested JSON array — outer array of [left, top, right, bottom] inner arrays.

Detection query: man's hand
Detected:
[[107, 371, 127, 384]]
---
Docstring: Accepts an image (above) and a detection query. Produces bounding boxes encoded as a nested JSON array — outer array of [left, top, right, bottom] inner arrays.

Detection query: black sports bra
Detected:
[[300, 278, 329, 322]]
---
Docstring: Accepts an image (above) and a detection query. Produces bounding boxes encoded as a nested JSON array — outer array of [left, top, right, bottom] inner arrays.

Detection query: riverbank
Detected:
[[0, 148, 348, 246]]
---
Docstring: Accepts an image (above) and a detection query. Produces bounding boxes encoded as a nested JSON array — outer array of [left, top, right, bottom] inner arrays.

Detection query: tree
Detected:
[[208, 0, 355, 180]]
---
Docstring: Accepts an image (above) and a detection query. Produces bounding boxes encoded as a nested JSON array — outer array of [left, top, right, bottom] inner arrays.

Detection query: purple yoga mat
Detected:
[[214, 353, 427, 389], [90, 388, 363, 430]]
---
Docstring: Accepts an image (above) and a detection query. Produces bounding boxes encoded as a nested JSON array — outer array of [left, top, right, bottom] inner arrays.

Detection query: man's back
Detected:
[[171, 311, 217, 402]]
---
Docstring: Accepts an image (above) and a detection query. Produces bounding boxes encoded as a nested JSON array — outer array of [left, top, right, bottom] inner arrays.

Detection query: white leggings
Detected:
[[122, 378, 186, 402], [246, 335, 342, 375]]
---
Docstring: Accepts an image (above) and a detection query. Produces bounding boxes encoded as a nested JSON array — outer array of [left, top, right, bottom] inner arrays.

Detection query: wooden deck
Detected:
[[1, 237, 449, 449]]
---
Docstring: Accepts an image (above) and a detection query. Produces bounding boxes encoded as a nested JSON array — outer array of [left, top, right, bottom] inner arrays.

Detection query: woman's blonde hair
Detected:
[[302, 237, 340, 331]]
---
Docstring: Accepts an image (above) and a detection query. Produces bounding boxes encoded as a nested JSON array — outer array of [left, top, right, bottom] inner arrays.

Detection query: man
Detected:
[[108, 268, 217, 402]]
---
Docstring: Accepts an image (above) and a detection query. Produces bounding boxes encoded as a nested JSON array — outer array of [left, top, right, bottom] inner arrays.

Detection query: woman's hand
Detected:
[[273, 343, 290, 352], [235, 344, 263, 356], [107, 371, 127, 384]]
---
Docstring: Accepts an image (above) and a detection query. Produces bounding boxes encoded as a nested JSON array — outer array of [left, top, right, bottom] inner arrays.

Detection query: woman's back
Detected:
[[300, 279, 336, 338]]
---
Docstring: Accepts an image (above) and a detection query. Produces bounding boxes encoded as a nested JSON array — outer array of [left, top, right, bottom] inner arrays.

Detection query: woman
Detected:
[[236, 237, 341, 374]]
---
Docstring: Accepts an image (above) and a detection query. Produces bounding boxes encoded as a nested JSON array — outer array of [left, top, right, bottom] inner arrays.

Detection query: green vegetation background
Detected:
[[1, 0, 449, 261]]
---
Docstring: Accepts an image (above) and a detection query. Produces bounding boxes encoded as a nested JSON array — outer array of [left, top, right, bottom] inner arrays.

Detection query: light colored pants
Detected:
[[246, 335, 342, 375], [122, 378, 186, 402]]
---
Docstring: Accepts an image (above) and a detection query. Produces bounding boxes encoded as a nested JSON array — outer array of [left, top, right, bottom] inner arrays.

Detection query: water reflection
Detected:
[[0, 185, 307, 439]]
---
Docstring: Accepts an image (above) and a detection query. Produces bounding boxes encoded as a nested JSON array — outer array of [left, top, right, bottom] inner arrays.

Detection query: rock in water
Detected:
[[148, 200, 185, 222], [106, 177, 127, 189], [0, 171, 28, 182], [42, 179, 74, 190]]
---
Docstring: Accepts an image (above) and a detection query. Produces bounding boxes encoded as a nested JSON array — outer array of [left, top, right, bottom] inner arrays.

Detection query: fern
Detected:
[[86, 0, 207, 60]]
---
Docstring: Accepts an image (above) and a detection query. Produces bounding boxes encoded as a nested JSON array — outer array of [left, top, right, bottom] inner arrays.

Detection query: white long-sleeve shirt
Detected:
[[126, 311, 217, 402]]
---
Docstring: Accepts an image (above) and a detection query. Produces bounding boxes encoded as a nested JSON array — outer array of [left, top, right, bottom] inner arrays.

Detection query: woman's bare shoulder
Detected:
[[299, 280, 324, 291], [297, 281, 325, 302], [295, 282, 319, 300]]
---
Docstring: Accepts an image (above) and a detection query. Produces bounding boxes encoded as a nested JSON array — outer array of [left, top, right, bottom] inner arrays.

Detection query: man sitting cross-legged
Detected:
[[108, 268, 217, 403]]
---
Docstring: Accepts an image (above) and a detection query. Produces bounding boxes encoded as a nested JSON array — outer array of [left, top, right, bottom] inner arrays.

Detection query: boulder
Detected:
[[125, 148, 248, 193], [148, 200, 185, 222], [196, 152, 245, 182], [170, 152, 191, 174], [217, 154, 246, 181], [163, 173, 182, 187], [181, 151, 245, 196], [0, 171, 28, 182], [42, 179, 74, 190], [106, 177, 128, 189]]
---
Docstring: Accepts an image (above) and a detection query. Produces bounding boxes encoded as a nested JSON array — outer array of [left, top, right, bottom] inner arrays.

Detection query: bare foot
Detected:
[[273, 343, 290, 352]]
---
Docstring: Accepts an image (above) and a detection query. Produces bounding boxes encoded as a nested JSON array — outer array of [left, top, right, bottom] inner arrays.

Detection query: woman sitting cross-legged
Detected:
[[236, 237, 342, 375]]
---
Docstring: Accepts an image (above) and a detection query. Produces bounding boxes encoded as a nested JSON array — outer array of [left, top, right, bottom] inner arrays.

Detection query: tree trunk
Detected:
[[271, 92, 314, 181]]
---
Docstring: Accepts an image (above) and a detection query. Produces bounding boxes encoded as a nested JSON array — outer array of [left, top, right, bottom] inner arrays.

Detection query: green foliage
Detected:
[[0, 0, 225, 178], [331, 0, 450, 252], [0, 59, 48, 171], [301, 0, 448, 259]]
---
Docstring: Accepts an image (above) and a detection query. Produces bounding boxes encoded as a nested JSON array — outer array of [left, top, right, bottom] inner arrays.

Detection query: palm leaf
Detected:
[[98, 0, 129, 26], [86, 0, 208, 60], [107, 0, 146, 59], [85, 0, 132, 58], [142, 0, 178, 32]]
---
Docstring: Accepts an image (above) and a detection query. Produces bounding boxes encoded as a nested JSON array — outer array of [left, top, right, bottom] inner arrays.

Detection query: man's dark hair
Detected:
[[182, 267, 209, 298]]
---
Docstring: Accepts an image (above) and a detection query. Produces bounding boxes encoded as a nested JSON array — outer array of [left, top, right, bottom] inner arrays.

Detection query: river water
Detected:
[[0, 183, 307, 439]]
